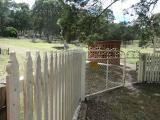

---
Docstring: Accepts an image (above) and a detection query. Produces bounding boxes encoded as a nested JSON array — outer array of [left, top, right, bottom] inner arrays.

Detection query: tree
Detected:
[[59, 0, 160, 45], [9, 2, 31, 34], [32, 0, 62, 42], [58, 0, 115, 43], [57, 4, 79, 42], [132, 0, 160, 46], [0, 0, 11, 35]]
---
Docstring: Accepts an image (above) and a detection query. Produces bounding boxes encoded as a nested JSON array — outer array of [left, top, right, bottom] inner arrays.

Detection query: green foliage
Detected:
[[3, 27, 18, 37], [86, 33, 103, 45], [0, 0, 62, 41], [133, 0, 160, 46], [32, 0, 62, 36], [57, 5, 79, 43], [58, 0, 115, 43], [151, 13, 160, 37], [0, 0, 12, 36], [0, 0, 159, 46], [9, 3, 31, 31]]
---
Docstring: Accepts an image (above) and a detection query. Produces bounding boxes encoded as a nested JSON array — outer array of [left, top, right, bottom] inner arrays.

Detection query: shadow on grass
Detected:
[[52, 46, 64, 50]]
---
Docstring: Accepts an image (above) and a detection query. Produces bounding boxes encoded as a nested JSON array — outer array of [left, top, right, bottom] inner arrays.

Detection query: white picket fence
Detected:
[[6, 50, 86, 120], [138, 53, 160, 83]]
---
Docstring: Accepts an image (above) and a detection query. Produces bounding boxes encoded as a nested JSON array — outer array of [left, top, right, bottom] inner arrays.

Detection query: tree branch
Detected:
[[95, 0, 120, 19]]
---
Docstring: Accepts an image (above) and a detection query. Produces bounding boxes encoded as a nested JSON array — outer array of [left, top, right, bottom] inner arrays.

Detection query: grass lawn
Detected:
[[0, 38, 78, 78], [0, 55, 8, 76], [82, 84, 160, 120], [0, 37, 77, 51], [121, 40, 154, 53], [0, 38, 154, 78]]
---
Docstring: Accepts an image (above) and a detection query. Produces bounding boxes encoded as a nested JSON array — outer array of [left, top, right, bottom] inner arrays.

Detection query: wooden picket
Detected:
[[6, 50, 85, 120], [43, 52, 49, 120], [138, 53, 160, 83], [6, 52, 20, 120], [49, 52, 53, 120], [34, 52, 42, 120], [24, 52, 33, 120]]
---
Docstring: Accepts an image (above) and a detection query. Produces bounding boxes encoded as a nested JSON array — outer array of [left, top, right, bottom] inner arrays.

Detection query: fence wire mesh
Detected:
[[86, 49, 126, 95], [107, 64, 124, 88], [86, 62, 107, 94]]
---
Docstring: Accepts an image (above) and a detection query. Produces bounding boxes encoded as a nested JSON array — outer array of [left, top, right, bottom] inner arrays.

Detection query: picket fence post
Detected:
[[43, 52, 49, 120], [24, 51, 33, 120], [6, 52, 20, 120], [49, 51, 54, 120], [34, 51, 42, 120], [5, 50, 85, 120], [81, 51, 86, 101]]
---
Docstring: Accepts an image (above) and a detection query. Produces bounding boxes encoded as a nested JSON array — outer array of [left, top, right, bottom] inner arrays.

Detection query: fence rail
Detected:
[[4, 50, 85, 120], [138, 53, 160, 83]]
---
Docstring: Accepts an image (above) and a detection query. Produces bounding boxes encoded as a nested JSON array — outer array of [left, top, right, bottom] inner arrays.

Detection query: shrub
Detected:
[[3, 27, 18, 38]]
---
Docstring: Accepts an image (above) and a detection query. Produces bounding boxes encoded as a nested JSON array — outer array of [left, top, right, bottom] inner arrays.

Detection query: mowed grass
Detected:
[[0, 38, 154, 77], [121, 40, 154, 53], [121, 40, 154, 64], [0, 55, 8, 76], [0, 38, 78, 78], [0, 37, 76, 51]]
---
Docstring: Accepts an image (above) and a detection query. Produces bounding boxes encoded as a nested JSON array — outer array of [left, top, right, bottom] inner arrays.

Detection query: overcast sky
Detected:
[[14, 0, 160, 23]]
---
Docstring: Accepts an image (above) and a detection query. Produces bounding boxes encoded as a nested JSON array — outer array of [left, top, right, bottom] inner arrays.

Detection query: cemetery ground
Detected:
[[1, 38, 160, 120], [79, 84, 160, 120], [0, 38, 78, 77]]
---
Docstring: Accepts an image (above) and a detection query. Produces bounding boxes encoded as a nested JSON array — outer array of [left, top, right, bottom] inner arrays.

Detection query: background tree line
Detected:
[[0, 0, 62, 42], [0, 0, 160, 46]]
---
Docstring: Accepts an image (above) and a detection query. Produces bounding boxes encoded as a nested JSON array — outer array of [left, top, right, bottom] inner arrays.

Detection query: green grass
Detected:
[[0, 38, 155, 78], [121, 40, 154, 53], [121, 40, 154, 64], [0, 38, 78, 79], [0, 38, 76, 51], [0, 55, 8, 76]]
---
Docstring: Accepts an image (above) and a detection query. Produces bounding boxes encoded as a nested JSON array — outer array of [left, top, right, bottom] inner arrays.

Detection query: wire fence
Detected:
[[86, 49, 142, 95], [86, 62, 107, 94], [86, 61, 125, 95]]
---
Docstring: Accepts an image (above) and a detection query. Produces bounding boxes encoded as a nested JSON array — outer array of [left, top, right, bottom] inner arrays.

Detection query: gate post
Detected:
[[6, 52, 20, 120], [106, 59, 109, 88], [81, 51, 86, 101], [138, 54, 146, 82], [122, 57, 126, 86]]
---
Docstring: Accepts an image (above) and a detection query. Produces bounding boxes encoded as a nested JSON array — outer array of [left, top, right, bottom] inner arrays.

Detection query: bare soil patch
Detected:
[[79, 84, 160, 120]]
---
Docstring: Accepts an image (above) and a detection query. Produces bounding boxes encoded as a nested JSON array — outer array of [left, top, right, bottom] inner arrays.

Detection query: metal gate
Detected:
[[86, 49, 125, 95]]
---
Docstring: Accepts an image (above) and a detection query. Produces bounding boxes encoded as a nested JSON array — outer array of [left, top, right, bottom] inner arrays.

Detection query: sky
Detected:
[[14, 0, 35, 7], [14, 0, 160, 23]]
